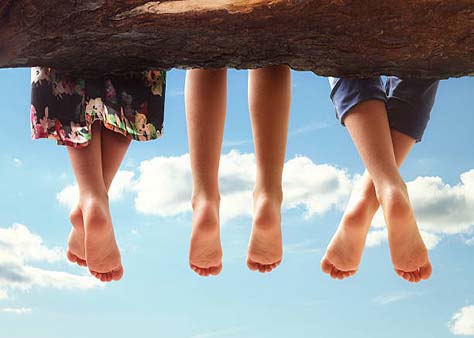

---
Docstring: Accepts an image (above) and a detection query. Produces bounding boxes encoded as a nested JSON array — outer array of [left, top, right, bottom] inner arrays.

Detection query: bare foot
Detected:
[[189, 199, 223, 277], [81, 195, 123, 282], [66, 205, 87, 267], [321, 193, 378, 280], [378, 183, 432, 283], [247, 194, 283, 273]]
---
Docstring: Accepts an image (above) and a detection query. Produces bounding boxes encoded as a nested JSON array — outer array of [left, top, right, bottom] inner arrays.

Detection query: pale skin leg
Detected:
[[321, 128, 415, 280], [246, 65, 291, 273], [321, 100, 431, 282], [66, 123, 129, 282], [185, 69, 227, 277], [67, 127, 131, 268]]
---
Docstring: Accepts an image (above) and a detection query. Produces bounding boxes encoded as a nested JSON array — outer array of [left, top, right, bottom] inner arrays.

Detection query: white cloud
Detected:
[[1, 307, 32, 315], [283, 240, 320, 255], [408, 171, 474, 235], [366, 230, 388, 248], [0, 224, 63, 264], [0, 289, 7, 300], [108, 170, 135, 200], [0, 224, 101, 292], [133, 153, 193, 217], [56, 185, 78, 210], [12, 158, 23, 167], [366, 229, 440, 250], [373, 291, 416, 305], [283, 156, 352, 216], [450, 305, 474, 336]]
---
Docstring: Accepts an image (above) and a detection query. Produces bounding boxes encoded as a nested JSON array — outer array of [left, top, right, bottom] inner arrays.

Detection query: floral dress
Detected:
[[30, 67, 166, 148]]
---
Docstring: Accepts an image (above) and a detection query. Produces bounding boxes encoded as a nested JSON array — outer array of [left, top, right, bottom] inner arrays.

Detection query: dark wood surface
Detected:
[[1, 0, 474, 78]]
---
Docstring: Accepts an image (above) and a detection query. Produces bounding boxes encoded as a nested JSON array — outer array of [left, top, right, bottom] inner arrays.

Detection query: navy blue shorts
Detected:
[[329, 77, 439, 142]]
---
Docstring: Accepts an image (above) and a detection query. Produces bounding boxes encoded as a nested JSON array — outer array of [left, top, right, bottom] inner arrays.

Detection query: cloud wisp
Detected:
[[449, 305, 474, 336], [0, 224, 102, 292]]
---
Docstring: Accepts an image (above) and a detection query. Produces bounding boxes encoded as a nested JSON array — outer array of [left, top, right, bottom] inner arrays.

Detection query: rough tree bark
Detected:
[[1, 0, 473, 78]]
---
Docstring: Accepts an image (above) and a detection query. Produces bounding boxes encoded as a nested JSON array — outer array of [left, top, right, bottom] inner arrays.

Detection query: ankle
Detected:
[[376, 184, 413, 225], [191, 193, 220, 211], [342, 200, 374, 230], [79, 196, 110, 230], [253, 185, 283, 205]]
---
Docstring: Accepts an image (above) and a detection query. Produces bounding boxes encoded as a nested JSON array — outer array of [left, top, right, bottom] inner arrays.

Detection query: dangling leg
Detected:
[[185, 69, 227, 277], [246, 65, 291, 273], [342, 100, 431, 282], [67, 127, 130, 279], [67, 123, 123, 282], [321, 129, 415, 280]]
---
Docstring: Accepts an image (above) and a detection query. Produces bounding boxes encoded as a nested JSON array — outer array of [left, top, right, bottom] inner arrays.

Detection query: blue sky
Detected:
[[0, 68, 473, 338]]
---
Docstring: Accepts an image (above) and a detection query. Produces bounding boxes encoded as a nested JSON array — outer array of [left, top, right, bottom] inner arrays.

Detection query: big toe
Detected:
[[112, 266, 124, 281], [66, 250, 78, 263], [320, 256, 334, 275], [67, 250, 87, 267], [420, 262, 432, 280], [321, 256, 356, 280], [246, 259, 260, 271]]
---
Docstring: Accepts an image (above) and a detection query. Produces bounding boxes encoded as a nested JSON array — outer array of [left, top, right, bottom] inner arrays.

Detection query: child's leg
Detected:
[[343, 100, 431, 282], [67, 123, 123, 282], [67, 127, 131, 272], [185, 69, 227, 277], [321, 129, 414, 279], [246, 65, 291, 273], [101, 127, 132, 189]]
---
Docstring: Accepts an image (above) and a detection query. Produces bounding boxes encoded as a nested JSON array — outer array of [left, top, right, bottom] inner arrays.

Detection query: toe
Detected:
[[209, 265, 222, 276], [404, 271, 415, 283], [413, 270, 421, 283], [246, 259, 260, 271], [420, 262, 432, 280], [320, 256, 333, 275], [190, 265, 201, 275], [112, 267, 124, 281], [341, 271, 352, 279], [330, 266, 339, 279], [66, 251, 78, 263]]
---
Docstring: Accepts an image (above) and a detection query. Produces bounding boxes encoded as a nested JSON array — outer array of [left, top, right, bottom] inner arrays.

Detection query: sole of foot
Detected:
[[81, 196, 124, 282], [247, 195, 283, 274], [378, 184, 432, 283], [321, 194, 378, 280], [189, 199, 223, 277]]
